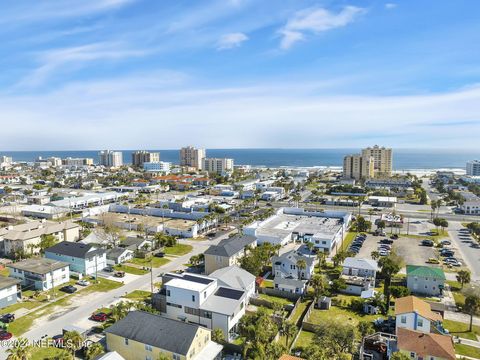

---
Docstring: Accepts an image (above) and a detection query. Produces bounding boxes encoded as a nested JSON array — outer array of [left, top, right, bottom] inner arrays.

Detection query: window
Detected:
[[166, 290, 171, 296], [401, 315, 407, 324], [185, 307, 200, 316], [173, 354, 181, 360], [192, 295, 195, 302], [166, 302, 182, 309], [417, 318, 423, 327], [124, 338, 129, 345], [203, 291, 206, 299], [145, 344, 152, 351], [410, 352, 415, 358]]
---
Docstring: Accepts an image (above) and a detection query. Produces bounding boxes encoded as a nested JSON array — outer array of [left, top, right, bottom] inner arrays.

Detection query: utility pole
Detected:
[[150, 258, 154, 294], [50, 265, 55, 300], [95, 255, 98, 283]]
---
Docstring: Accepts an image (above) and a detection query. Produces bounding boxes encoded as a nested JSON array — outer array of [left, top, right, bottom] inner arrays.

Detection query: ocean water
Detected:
[[0, 148, 478, 170]]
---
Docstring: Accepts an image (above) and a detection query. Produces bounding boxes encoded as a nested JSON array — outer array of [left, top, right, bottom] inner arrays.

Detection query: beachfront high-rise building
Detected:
[[467, 160, 480, 176], [99, 150, 123, 168], [361, 145, 393, 177], [203, 158, 234, 175], [132, 151, 160, 167], [179, 146, 206, 170], [343, 154, 375, 180]]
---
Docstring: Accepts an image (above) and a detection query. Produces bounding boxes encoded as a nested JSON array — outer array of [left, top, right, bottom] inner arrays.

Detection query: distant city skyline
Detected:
[[1, 0, 480, 149]]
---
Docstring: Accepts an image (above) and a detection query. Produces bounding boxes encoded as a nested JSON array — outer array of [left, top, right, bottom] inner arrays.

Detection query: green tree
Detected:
[[379, 250, 403, 313], [310, 274, 327, 299], [376, 220, 386, 231], [211, 328, 225, 343], [464, 294, 480, 332], [457, 270, 471, 289], [84, 342, 104, 360], [390, 286, 411, 299], [63, 331, 83, 357], [332, 250, 348, 267], [39, 234, 58, 253], [370, 251, 380, 260], [353, 216, 371, 232], [296, 259, 307, 280], [390, 352, 411, 360], [6, 337, 31, 360], [280, 320, 297, 347], [314, 321, 358, 358], [331, 278, 347, 293], [358, 320, 375, 337]]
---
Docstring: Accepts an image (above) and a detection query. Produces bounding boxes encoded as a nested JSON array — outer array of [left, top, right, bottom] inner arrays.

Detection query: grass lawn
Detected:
[[123, 290, 151, 301], [114, 264, 149, 275], [30, 347, 71, 360], [307, 305, 378, 327], [82, 278, 123, 294], [290, 300, 310, 324], [261, 279, 274, 289], [258, 293, 294, 306], [129, 257, 170, 268], [0, 267, 9, 277], [455, 343, 480, 358], [443, 319, 480, 341], [164, 244, 193, 256], [341, 231, 357, 250], [293, 330, 315, 349]]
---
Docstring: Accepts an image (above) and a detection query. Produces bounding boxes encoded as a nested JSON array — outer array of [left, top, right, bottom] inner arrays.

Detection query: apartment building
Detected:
[[202, 158, 234, 175], [105, 311, 222, 360], [467, 160, 480, 176], [8, 258, 70, 291], [406, 265, 445, 297], [180, 146, 206, 170], [343, 154, 375, 180], [62, 157, 94, 167], [143, 161, 171, 174], [361, 145, 393, 177], [160, 272, 248, 341], [0, 220, 80, 256], [99, 150, 123, 168], [132, 151, 160, 167]]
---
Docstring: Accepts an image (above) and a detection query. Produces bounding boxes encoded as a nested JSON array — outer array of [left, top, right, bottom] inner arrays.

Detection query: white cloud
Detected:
[[2, 75, 480, 150], [217, 32, 249, 50], [280, 6, 365, 49], [385, 3, 397, 10], [17, 43, 149, 87]]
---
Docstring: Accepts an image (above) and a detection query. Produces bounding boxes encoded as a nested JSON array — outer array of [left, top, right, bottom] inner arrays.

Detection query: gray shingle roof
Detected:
[[204, 234, 256, 257], [45, 241, 105, 259], [105, 311, 201, 355], [0, 276, 20, 290]]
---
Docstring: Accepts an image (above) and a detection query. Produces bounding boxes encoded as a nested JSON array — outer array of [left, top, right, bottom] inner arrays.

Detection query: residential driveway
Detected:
[[449, 221, 480, 281]]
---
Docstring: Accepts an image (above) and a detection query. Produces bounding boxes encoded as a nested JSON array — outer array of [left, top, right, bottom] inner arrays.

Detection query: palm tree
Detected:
[[281, 321, 297, 348], [6, 337, 31, 360], [63, 331, 83, 357], [310, 274, 326, 300], [85, 342, 104, 360], [296, 259, 307, 280]]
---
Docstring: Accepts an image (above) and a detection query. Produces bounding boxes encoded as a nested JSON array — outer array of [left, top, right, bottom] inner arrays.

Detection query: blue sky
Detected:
[[1, 0, 480, 150]]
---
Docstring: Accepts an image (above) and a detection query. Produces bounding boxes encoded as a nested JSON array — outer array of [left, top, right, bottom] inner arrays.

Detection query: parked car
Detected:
[[390, 234, 399, 240], [154, 252, 165, 258], [90, 312, 108, 322], [379, 244, 392, 250], [105, 266, 114, 273], [0, 331, 12, 340], [421, 239, 434, 247], [380, 239, 393, 245], [76, 280, 90, 286], [60, 285, 78, 294], [114, 271, 125, 278], [440, 240, 451, 246], [378, 250, 390, 256], [0, 314, 15, 323], [426, 258, 440, 264], [440, 249, 455, 257]]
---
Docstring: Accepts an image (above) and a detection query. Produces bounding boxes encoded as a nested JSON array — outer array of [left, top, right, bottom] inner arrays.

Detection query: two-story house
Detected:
[[271, 250, 314, 294], [44, 241, 107, 277], [209, 265, 256, 300], [204, 235, 257, 275], [7, 258, 70, 291], [105, 311, 223, 360], [341, 257, 378, 295], [406, 265, 446, 297], [0, 277, 21, 308], [395, 328, 455, 360], [160, 272, 248, 341], [395, 296, 446, 334]]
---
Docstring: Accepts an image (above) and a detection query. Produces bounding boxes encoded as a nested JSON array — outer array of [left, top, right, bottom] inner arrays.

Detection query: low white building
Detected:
[[143, 162, 171, 174], [0, 277, 21, 309], [368, 196, 397, 207], [8, 258, 70, 291], [459, 201, 480, 215]]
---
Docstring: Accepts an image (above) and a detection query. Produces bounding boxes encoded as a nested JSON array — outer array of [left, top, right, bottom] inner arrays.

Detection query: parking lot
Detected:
[[355, 233, 437, 266]]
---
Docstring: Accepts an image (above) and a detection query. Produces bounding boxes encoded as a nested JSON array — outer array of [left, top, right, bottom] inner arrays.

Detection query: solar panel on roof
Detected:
[[183, 275, 214, 285], [215, 287, 243, 300]]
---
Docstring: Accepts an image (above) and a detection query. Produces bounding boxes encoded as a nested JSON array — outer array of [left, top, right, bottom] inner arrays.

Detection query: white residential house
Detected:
[[8, 258, 70, 291], [341, 257, 378, 296], [0, 277, 21, 309], [210, 266, 256, 301], [395, 296, 446, 335], [161, 272, 248, 341], [271, 250, 314, 295]]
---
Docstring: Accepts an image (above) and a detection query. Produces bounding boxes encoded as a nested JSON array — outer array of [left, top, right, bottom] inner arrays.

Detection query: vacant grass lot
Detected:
[[307, 306, 378, 327], [258, 293, 294, 306], [164, 244, 193, 256], [114, 264, 148, 275], [30, 347, 71, 360], [443, 319, 480, 341], [293, 330, 315, 349], [123, 290, 151, 301], [129, 257, 170, 268]]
